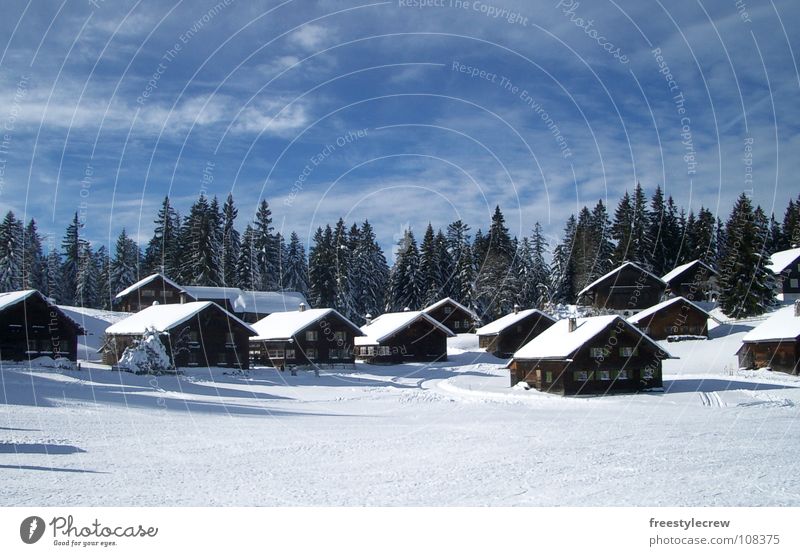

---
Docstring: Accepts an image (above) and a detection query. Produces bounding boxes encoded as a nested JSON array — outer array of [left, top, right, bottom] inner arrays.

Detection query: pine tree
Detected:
[[75, 240, 98, 308], [589, 200, 615, 282], [143, 196, 180, 278], [109, 229, 140, 297], [766, 214, 783, 255], [445, 220, 472, 302], [612, 192, 634, 265], [419, 223, 442, 305], [308, 225, 337, 308], [221, 193, 241, 287], [781, 197, 800, 249], [718, 194, 775, 317], [331, 219, 356, 319], [688, 207, 717, 264], [282, 231, 309, 295], [0, 211, 24, 292], [475, 206, 517, 317], [60, 213, 82, 305], [388, 229, 420, 311], [528, 222, 552, 307], [648, 187, 681, 275], [631, 183, 653, 268], [95, 245, 111, 310], [22, 219, 45, 291], [254, 200, 280, 290], [236, 224, 260, 290], [179, 194, 222, 286], [434, 230, 453, 299], [351, 220, 389, 320], [44, 249, 62, 302], [552, 215, 578, 304]]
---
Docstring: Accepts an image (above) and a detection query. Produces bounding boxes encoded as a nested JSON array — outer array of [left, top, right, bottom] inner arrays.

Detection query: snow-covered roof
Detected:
[[105, 301, 256, 335], [475, 309, 554, 336], [0, 290, 86, 333], [114, 273, 184, 299], [661, 259, 716, 284], [251, 308, 361, 341], [422, 297, 478, 319], [742, 305, 800, 342], [355, 311, 456, 345], [181, 285, 240, 302], [767, 247, 800, 274], [628, 296, 711, 325], [513, 315, 669, 360], [577, 261, 665, 298], [237, 290, 308, 314]]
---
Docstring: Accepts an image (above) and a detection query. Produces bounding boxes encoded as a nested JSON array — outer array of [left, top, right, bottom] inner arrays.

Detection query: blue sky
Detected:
[[0, 0, 797, 255]]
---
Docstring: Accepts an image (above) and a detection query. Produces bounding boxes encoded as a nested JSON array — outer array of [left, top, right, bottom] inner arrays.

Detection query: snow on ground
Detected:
[[58, 306, 131, 361], [2, 314, 800, 506]]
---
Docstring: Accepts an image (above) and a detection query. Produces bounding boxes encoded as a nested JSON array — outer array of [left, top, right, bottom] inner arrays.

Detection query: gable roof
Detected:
[[422, 297, 478, 319], [661, 259, 717, 284], [238, 290, 308, 315], [114, 273, 184, 300], [0, 290, 86, 334], [513, 315, 668, 360], [742, 305, 800, 343], [355, 310, 456, 345], [577, 261, 665, 298], [628, 296, 711, 325], [251, 308, 362, 341], [180, 285, 240, 303], [475, 309, 555, 336], [767, 247, 800, 274], [105, 301, 256, 335]]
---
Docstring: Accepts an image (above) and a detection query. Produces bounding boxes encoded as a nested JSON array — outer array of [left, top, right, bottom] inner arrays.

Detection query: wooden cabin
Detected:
[[508, 315, 669, 395], [355, 310, 455, 364], [422, 297, 478, 333], [103, 301, 255, 370], [476, 307, 556, 357], [736, 302, 800, 375], [250, 306, 363, 368], [577, 261, 666, 314], [114, 273, 185, 312], [0, 290, 85, 361], [768, 247, 800, 301], [661, 260, 718, 301], [628, 296, 711, 340]]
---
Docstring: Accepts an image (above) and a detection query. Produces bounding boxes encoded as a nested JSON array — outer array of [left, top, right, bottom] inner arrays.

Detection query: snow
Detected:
[[0, 289, 37, 311], [251, 308, 360, 341], [422, 297, 478, 319], [475, 309, 554, 336], [355, 310, 456, 346], [512, 315, 668, 360], [181, 285, 240, 303], [661, 259, 716, 283], [767, 247, 800, 274], [4, 309, 800, 506], [113, 273, 183, 300], [576, 261, 665, 298], [742, 305, 800, 342], [118, 328, 174, 374], [105, 301, 255, 335], [58, 305, 131, 360], [237, 290, 308, 315], [627, 296, 710, 325]]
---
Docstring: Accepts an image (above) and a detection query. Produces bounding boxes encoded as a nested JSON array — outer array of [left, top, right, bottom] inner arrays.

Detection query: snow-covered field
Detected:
[[2, 313, 800, 506]]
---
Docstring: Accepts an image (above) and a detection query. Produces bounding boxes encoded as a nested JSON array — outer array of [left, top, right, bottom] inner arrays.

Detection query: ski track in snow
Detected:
[[2, 322, 800, 506]]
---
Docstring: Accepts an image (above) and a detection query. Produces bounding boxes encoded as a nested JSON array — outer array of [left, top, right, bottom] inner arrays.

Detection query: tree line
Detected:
[[0, 185, 797, 322]]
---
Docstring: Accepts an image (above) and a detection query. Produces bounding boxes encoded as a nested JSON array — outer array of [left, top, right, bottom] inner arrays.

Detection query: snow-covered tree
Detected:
[[552, 215, 577, 304], [118, 327, 174, 374], [221, 193, 240, 287], [282, 231, 309, 296], [254, 199, 280, 290], [44, 248, 63, 302], [179, 194, 222, 286], [75, 240, 98, 308], [22, 219, 45, 291], [236, 224, 260, 290], [109, 229, 140, 297], [308, 225, 336, 308], [143, 196, 181, 278], [349, 220, 389, 321], [60, 213, 82, 305], [0, 211, 24, 292], [95, 245, 111, 310], [388, 228, 420, 311]]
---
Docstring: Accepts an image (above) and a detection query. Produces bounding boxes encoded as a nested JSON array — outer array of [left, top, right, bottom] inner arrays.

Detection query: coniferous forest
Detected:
[[0, 185, 797, 323]]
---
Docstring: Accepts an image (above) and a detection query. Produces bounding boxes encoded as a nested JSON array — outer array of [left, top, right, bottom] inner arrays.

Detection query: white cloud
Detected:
[[288, 24, 330, 51]]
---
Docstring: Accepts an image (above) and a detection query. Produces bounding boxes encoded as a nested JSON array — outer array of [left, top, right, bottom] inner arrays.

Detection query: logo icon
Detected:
[[20, 516, 45, 544]]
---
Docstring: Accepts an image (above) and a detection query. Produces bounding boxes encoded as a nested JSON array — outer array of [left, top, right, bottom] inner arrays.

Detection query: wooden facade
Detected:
[[769, 248, 800, 301], [356, 314, 453, 364], [114, 273, 185, 312], [423, 298, 477, 333], [737, 340, 799, 375], [478, 311, 556, 357], [662, 260, 718, 301], [0, 291, 84, 361], [509, 317, 667, 395], [103, 303, 253, 370], [251, 310, 362, 368], [578, 262, 666, 313], [628, 297, 710, 340]]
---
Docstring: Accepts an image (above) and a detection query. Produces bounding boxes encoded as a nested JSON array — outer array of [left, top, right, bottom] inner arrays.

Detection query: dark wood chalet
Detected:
[[355, 310, 455, 364], [508, 315, 670, 395], [476, 307, 556, 357], [0, 290, 85, 361], [661, 259, 718, 301], [628, 296, 711, 340], [736, 302, 800, 375], [768, 247, 800, 302], [114, 273, 185, 312], [422, 297, 478, 333], [103, 301, 255, 370], [250, 307, 363, 368], [577, 261, 666, 314]]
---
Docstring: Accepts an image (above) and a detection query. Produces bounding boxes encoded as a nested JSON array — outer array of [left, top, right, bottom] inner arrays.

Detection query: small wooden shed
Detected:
[[577, 262, 666, 314], [737, 302, 800, 375], [422, 297, 478, 333], [476, 307, 556, 357], [661, 260, 718, 301], [355, 310, 455, 364], [628, 296, 711, 340]]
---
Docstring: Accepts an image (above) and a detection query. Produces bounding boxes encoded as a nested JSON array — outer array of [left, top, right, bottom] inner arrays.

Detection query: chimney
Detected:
[[568, 316, 577, 332], [795, 299, 800, 317], [513, 304, 520, 314], [403, 306, 411, 312], [365, 313, 373, 325], [298, 302, 306, 312]]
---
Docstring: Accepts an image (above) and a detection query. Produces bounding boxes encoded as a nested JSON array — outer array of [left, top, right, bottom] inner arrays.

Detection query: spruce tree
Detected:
[[236, 224, 260, 290], [781, 197, 800, 249], [0, 211, 23, 292], [612, 192, 634, 265], [445, 220, 472, 302], [221, 193, 241, 287], [254, 200, 280, 290], [419, 223, 441, 305], [308, 225, 337, 308], [552, 215, 578, 304], [109, 229, 140, 297], [589, 200, 615, 281], [22, 219, 45, 291], [282, 231, 309, 296], [388, 229, 420, 311], [179, 195, 222, 286], [60, 213, 82, 305], [75, 240, 98, 308], [44, 249, 63, 302], [529, 222, 552, 307], [143, 196, 180, 278], [95, 245, 111, 310], [351, 220, 389, 320]]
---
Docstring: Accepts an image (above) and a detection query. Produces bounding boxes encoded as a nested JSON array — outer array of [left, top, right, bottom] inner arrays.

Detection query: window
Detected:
[[573, 370, 589, 381], [164, 290, 174, 298], [306, 330, 318, 341], [590, 347, 606, 359], [620, 347, 638, 357], [791, 278, 799, 288], [285, 349, 295, 360], [334, 331, 346, 342], [306, 348, 317, 360], [444, 306, 453, 314], [641, 368, 656, 380], [225, 332, 235, 346], [142, 289, 155, 297], [267, 349, 285, 359], [331, 349, 340, 360], [378, 346, 390, 356], [545, 371, 553, 383], [597, 370, 611, 381], [217, 353, 228, 365], [188, 330, 199, 343], [615, 370, 630, 380]]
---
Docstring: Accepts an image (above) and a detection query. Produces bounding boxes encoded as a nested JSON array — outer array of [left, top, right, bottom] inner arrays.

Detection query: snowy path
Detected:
[[2, 328, 800, 506]]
